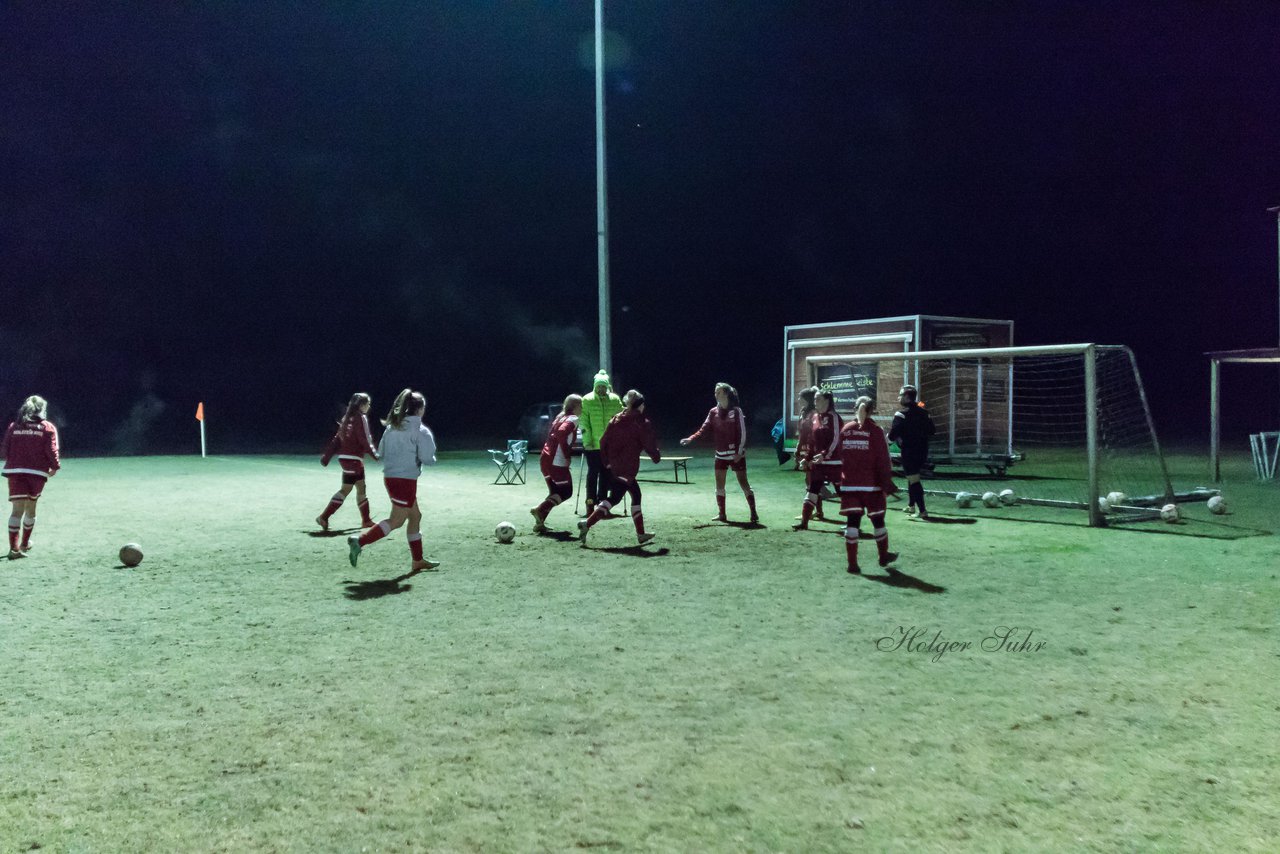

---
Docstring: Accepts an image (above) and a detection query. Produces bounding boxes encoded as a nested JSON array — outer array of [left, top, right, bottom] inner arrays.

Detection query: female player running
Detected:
[[347, 389, 439, 573], [814, 396, 899, 575], [794, 389, 842, 530], [317, 392, 379, 531], [1, 395, 61, 559], [579, 390, 661, 546], [680, 382, 758, 523], [530, 393, 583, 532]]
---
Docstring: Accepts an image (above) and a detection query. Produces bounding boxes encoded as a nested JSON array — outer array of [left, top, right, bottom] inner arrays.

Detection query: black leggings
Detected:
[[585, 450, 609, 502], [600, 475, 642, 509]]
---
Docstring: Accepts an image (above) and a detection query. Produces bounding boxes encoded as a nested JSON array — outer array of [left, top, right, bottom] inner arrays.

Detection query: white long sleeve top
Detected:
[[377, 415, 437, 479]]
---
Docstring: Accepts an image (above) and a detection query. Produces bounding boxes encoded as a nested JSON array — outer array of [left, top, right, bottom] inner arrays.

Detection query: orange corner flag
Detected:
[[196, 402, 205, 422]]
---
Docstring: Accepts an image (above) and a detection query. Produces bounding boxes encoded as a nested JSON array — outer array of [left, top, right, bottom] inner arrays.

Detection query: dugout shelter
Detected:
[[782, 315, 1016, 473]]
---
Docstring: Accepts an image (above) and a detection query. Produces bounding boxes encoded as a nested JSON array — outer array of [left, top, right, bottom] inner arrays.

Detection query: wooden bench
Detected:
[[641, 456, 692, 483]]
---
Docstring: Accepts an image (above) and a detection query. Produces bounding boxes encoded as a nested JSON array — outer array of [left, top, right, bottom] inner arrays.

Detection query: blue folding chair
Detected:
[[488, 439, 529, 485]]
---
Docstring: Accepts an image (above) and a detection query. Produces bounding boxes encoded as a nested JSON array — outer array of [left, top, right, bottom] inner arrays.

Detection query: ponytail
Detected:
[[19, 395, 48, 422], [853, 395, 874, 425], [383, 388, 425, 429]]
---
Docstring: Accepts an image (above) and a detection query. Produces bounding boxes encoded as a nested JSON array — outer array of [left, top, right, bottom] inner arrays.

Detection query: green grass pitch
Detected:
[[2, 449, 1277, 851]]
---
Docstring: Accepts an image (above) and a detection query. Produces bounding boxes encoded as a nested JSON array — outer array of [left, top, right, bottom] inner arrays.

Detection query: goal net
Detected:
[[808, 344, 1174, 526]]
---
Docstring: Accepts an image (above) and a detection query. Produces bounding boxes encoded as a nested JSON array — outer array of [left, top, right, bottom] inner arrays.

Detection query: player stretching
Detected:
[[815, 395, 899, 575], [347, 389, 439, 573], [680, 382, 758, 523], [316, 392, 379, 531], [531, 394, 583, 532], [794, 389, 842, 530], [888, 384, 936, 520], [579, 390, 660, 546], [1, 395, 60, 560]]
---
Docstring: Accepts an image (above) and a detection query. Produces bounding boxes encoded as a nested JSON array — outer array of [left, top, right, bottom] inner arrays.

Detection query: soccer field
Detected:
[[2, 450, 1277, 851]]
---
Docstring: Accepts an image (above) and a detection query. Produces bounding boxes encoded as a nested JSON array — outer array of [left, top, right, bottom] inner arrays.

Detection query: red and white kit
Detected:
[[322, 414, 379, 482], [1, 418, 61, 500], [685, 405, 747, 467], [834, 416, 897, 571], [539, 412, 579, 493], [807, 410, 843, 471], [580, 407, 661, 542]]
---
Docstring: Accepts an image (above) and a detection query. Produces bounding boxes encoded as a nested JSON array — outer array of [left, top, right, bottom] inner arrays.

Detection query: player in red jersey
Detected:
[[814, 396, 899, 574], [793, 386, 817, 472], [1, 395, 61, 559], [531, 393, 583, 532], [316, 393, 380, 531], [680, 382, 758, 523], [579, 390, 661, 546], [794, 389, 843, 530]]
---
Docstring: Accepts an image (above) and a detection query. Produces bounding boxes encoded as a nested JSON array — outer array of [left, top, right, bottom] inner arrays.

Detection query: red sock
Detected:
[[587, 501, 610, 529], [357, 498, 373, 526], [716, 493, 727, 516], [320, 493, 344, 521], [20, 518, 33, 549], [746, 491, 757, 518], [408, 533, 424, 561], [7, 516, 18, 551], [632, 507, 644, 535], [537, 497, 558, 517], [871, 512, 890, 561], [801, 498, 815, 526], [359, 521, 390, 547]]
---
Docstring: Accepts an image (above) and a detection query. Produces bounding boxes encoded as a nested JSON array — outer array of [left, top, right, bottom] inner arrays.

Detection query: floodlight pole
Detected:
[[1270, 205, 1280, 425], [595, 0, 612, 377]]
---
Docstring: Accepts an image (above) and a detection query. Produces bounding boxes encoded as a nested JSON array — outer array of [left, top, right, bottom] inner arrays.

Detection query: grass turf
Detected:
[[1, 449, 1276, 851]]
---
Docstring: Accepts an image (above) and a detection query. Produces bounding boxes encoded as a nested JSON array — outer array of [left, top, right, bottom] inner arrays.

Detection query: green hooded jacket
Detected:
[[580, 370, 624, 451]]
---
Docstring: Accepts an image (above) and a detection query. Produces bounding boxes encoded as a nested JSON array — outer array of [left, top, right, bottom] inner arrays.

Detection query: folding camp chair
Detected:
[[488, 439, 529, 485]]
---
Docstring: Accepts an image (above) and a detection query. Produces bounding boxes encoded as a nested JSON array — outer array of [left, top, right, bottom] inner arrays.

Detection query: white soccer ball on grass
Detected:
[[1106, 491, 1127, 507], [955, 492, 974, 508], [495, 521, 517, 543], [1207, 495, 1227, 515], [1159, 503, 1181, 523], [981, 491, 1000, 508], [119, 543, 144, 567], [1097, 496, 1111, 514], [998, 488, 1017, 506]]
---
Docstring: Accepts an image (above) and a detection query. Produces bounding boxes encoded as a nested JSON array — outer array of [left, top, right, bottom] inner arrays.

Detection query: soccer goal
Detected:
[[809, 343, 1175, 526]]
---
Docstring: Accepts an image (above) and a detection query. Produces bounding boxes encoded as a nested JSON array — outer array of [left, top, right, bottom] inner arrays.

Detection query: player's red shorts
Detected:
[[541, 459, 573, 498], [339, 458, 366, 485], [384, 476, 418, 507], [806, 461, 840, 491], [5, 473, 48, 501], [714, 456, 747, 473], [839, 488, 887, 516]]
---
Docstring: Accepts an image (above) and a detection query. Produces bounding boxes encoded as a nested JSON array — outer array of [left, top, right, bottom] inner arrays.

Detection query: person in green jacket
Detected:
[[580, 369, 624, 515]]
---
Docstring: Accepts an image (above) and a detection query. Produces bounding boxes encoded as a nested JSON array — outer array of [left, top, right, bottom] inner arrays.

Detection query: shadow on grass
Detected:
[[907, 515, 979, 525], [595, 546, 672, 557], [861, 567, 947, 594], [535, 530, 578, 543], [342, 569, 428, 600], [691, 520, 765, 530], [305, 528, 361, 538]]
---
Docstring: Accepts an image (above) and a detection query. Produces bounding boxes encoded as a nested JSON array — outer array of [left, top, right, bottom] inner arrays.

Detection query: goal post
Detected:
[[804, 343, 1174, 527]]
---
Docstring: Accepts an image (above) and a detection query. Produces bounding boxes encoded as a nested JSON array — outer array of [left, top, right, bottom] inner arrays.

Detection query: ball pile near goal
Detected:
[[998, 488, 1017, 506], [119, 543, 144, 567], [494, 521, 517, 543], [981, 491, 1000, 508]]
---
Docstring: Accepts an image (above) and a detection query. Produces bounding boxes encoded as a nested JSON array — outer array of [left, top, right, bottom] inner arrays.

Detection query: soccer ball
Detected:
[[1159, 503, 1181, 523], [1106, 491, 1127, 507], [981, 491, 1000, 508], [998, 488, 1017, 506], [119, 543, 144, 567], [494, 521, 517, 543], [1097, 496, 1112, 514], [955, 491, 974, 508], [1207, 495, 1227, 515]]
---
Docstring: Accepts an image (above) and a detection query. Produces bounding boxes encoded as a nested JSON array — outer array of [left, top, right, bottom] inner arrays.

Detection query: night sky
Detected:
[[3, 2, 1278, 454]]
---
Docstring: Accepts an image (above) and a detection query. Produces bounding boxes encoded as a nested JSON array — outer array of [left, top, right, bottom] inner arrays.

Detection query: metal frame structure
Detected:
[[1207, 347, 1280, 481]]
